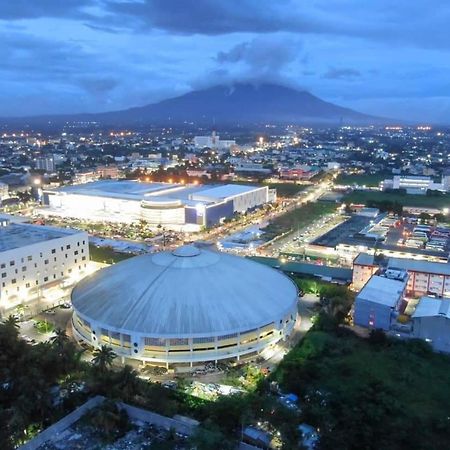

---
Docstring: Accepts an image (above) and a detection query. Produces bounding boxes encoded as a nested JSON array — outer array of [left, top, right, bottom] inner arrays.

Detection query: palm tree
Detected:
[[3, 315, 20, 329], [114, 365, 140, 400], [50, 327, 69, 350], [92, 345, 117, 373]]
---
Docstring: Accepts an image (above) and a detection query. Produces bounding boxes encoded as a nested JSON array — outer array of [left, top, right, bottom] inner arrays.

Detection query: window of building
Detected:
[[11, 279, 16, 284], [44, 276, 48, 282], [9, 261, 15, 266], [1, 273, 6, 278], [145, 337, 165, 346], [51, 249, 56, 254]]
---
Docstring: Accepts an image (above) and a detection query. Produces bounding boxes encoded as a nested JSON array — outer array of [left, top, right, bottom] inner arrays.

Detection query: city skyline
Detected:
[[1, 0, 450, 123]]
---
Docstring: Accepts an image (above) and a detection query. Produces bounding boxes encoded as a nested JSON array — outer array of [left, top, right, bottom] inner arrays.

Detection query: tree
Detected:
[[50, 328, 69, 351], [92, 345, 117, 373], [3, 315, 20, 330], [189, 425, 235, 450], [113, 365, 140, 400]]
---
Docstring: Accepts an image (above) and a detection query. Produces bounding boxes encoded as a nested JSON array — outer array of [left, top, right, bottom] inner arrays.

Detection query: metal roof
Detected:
[[388, 257, 450, 276], [191, 184, 265, 200], [412, 297, 450, 319], [356, 275, 405, 307], [71, 245, 298, 337], [250, 256, 353, 282]]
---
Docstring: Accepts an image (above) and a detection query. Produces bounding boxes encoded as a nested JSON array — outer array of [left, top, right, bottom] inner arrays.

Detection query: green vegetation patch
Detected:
[[343, 189, 450, 209], [336, 172, 390, 187], [34, 320, 54, 334], [273, 327, 450, 450], [263, 202, 337, 239], [89, 244, 134, 264]]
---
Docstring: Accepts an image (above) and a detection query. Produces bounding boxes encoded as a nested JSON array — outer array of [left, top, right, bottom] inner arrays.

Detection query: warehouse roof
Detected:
[[191, 184, 265, 201], [356, 275, 405, 307], [388, 257, 450, 276], [412, 297, 450, 319], [250, 256, 352, 282], [72, 245, 298, 336]]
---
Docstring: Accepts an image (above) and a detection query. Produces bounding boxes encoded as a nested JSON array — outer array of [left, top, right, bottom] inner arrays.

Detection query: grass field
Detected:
[[89, 244, 134, 264], [343, 189, 450, 209], [262, 202, 337, 239], [273, 328, 450, 450], [336, 172, 390, 187]]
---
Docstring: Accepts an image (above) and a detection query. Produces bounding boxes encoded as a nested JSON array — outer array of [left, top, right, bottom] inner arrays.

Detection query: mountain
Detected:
[[2, 83, 382, 127]]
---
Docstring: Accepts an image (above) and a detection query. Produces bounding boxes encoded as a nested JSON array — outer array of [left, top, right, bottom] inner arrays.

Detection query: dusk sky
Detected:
[[1, 0, 449, 123]]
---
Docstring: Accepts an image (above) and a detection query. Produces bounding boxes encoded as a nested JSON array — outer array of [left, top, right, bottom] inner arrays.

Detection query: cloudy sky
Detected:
[[1, 0, 449, 122]]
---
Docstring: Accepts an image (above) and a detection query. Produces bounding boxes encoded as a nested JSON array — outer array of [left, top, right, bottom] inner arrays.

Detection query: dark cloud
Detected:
[[0, 0, 91, 20], [323, 68, 361, 80], [101, 0, 303, 35], [77, 77, 119, 95], [98, 0, 450, 52], [216, 38, 301, 72]]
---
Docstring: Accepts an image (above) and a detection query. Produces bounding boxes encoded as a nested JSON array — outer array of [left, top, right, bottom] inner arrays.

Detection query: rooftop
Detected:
[[412, 297, 450, 319], [357, 275, 406, 307], [46, 180, 264, 206], [354, 253, 376, 266], [388, 257, 450, 276], [0, 222, 83, 253], [191, 184, 266, 201], [71, 245, 298, 336]]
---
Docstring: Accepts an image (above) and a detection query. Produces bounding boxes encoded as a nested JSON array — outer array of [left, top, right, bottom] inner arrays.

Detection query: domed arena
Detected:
[[71, 245, 298, 368]]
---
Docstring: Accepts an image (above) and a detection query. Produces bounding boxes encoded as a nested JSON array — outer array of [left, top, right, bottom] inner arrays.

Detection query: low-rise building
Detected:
[[353, 269, 408, 330], [353, 253, 450, 296], [381, 175, 445, 194], [412, 297, 450, 353]]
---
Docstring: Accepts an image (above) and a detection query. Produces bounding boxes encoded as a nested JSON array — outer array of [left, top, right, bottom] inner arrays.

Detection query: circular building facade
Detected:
[[71, 245, 298, 367]]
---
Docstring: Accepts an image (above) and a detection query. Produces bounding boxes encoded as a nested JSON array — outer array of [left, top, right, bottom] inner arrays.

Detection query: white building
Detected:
[[0, 220, 89, 317], [35, 156, 56, 173], [353, 269, 408, 331], [71, 244, 298, 368], [381, 175, 445, 194], [412, 297, 450, 353], [43, 180, 270, 230], [193, 132, 236, 151]]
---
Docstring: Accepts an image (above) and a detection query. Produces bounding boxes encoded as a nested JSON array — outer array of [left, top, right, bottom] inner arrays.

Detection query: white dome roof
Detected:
[[71, 245, 298, 337]]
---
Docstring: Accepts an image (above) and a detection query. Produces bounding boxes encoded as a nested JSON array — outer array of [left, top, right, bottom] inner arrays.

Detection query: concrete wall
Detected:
[[19, 396, 198, 450], [19, 396, 104, 450]]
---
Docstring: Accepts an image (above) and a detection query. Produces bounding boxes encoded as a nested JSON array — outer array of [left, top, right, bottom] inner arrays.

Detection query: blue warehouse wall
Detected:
[[185, 207, 198, 224], [205, 200, 234, 227]]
